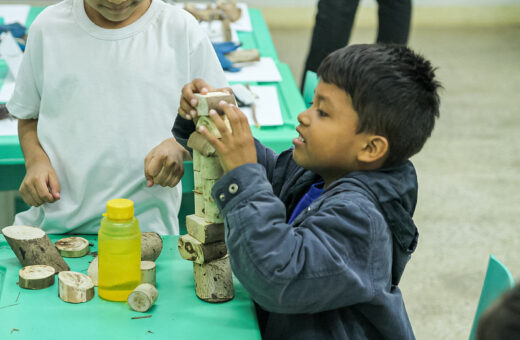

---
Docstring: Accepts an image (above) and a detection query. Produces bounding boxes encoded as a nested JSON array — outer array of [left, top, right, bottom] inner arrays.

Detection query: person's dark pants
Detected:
[[301, 0, 412, 91]]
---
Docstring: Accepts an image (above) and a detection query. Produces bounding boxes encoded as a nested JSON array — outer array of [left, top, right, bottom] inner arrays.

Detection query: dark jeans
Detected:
[[302, 0, 412, 90]]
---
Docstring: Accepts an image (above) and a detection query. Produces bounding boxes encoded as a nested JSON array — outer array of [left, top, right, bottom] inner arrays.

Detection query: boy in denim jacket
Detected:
[[161, 44, 441, 339]]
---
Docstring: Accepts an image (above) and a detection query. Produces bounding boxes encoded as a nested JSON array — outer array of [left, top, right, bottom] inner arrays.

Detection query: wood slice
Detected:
[[55, 236, 90, 258], [141, 261, 156, 287], [194, 255, 234, 303], [128, 283, 158, 313], [178, 234, 227, 264], [141, 232, 163, 261], [194, 92, 236, 116], [18, 265, 55, 290], [188, 132, 216, 157], [58, 271, 95, 303], [87, 256, 98, 286], [186, 214, 225, 244], [1, 225, 70, 272]]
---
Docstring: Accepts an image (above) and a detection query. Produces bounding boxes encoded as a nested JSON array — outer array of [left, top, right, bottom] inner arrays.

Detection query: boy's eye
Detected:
[[317, 109, 328, 117]]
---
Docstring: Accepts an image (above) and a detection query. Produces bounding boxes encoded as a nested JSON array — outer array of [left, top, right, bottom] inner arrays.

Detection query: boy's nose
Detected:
[[297, 110, 311, 126]]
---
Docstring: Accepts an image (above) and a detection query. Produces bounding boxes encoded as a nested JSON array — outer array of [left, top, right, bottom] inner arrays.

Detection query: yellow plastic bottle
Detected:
[[98, 198, 141, 301]]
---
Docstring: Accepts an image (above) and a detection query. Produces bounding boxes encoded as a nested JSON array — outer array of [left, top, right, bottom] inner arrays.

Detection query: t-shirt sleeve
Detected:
[[6, 24, 42, 119], [187, 19, 228, 89]]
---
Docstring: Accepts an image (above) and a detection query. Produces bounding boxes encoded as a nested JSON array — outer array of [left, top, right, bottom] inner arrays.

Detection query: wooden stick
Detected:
[[55, 236, 90, 258], [141, 232, 163, 262], [186, 214, 225, 244], [141, 261, 156, 287], [178, 234, 227, 264], [194, 255, 234, 303], [58, 271, 95, 303], [1, 225, 70, 272], [18, 265, 55, 290], [128, 283, 158, 313]]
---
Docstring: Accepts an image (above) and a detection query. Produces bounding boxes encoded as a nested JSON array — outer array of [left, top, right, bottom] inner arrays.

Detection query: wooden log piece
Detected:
[[141, 232, 163, 261], [195, 192, 205, 217], [194, 170, 203, 193], [1, 225, 70, 273], [204, 199, 224, 223], [203, 178, 219, 202], [225, 49, 261, 64], [54, 236, 90, 258], [194, 255, 234, 303], [58, 271, 95, 303], [87, 256, 98, 286], [128, 283, 158, 313], [188, 132, 216, 157], [194, 92, 236, 116], [222, 19, 232, 42], [217, 0, 242, 22], [186, 214, 225, 244], [193, 149, 202, 171], [141, 261, 156, 287], [200, 156, 223, 180], [178, 234, 227, 264], [18, 265, 55, 290]]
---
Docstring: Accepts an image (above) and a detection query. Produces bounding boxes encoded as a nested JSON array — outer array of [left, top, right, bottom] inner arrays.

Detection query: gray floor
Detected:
[[270, 25, 520, 339]]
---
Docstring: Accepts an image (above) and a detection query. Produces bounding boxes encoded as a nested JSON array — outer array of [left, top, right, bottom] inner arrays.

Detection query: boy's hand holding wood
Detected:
[[144, 137, 190, 187], [178, 78, 232, 120], [198, 102, 257, 173]]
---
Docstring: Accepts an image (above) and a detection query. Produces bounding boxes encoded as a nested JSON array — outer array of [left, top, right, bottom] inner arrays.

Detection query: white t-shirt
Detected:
[[7, 0, 227, 234]]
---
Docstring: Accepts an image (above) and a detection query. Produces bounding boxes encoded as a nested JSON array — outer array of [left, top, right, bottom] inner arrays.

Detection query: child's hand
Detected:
[[144, 137, 191, 187], [178, 78, 232, 120], [19, 159, 61, 207], [198, 102, 257, 173]]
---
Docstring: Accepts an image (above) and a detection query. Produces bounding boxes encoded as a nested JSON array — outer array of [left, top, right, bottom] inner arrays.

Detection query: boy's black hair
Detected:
[[476, 284, 520, 340], [317, 44, 441, 167]]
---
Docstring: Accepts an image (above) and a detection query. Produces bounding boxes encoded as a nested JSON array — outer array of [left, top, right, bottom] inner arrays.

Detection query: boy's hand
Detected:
[[178, 78, 232, 120], [198, 102, 257, 173], [144, 137, 191, 187], [19, 159, 61, 207]]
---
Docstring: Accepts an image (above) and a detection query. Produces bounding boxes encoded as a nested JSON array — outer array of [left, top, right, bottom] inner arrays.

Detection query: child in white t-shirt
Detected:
[[7, 0, 227, 234]]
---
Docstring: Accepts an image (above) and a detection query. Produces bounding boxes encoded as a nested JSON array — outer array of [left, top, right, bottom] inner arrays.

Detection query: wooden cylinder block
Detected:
[[186, 214, 225, 244], [194, 192, 205, 217], [178, 234, 227, 264], [58, 271, 95, 303], [18, 265, 55, 290], [194, 255, 234, 303], [128, 283, 158, 313], [204, 200, 223, 223], [1, 225, 70, 273], [55, 236, 90, 258], [141, 261, 156, 287], [193, 150, 202, 171], [141, 232, 163, 261], [200, 156, 223, 180]]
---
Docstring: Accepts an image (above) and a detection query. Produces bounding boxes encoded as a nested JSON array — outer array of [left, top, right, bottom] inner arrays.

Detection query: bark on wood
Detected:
[[128, 283, 158, 313], [1, 225, 70, 272], [186, 214, 225, 244], [194, 192, 205, 217], [58, 271, 95, 303], [204, 200, 224, 223], [141, 261, 156, 287], [18, 265, 55, 290], [87, 256, 98, 286], [178, 234, 227, 264], [226, 49, 261, 63], [200, 156, 223, 179], [141, 232, 163, 261], [54, 236, 90, 258], [188, 132, 216, 157], [194, 255, 234, 303], [194, 92, 236, 116]]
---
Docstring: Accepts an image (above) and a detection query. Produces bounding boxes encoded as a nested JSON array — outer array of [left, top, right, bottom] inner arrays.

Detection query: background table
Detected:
[[0, 234, 261, 339], [0, 7, 305, 233]]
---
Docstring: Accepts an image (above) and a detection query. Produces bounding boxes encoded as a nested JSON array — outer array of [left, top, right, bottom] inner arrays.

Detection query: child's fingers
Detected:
[[144, 155, 163, 183], [198, 125, 223, 150], [48, 173, 61, 200], [222, 103, 247, 135], [208, 109, 232, 139], [179, 97, 196, 120]]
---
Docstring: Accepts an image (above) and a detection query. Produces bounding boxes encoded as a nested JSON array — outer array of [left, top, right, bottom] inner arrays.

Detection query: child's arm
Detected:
[[17, 119, 60, 206]]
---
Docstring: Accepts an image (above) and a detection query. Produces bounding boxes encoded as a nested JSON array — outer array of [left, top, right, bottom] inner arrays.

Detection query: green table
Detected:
[[0, 234, 261, 339], [0, 8, 305, 232]]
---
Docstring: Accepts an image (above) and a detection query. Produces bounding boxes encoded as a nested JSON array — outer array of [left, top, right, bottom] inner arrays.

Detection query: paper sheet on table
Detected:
[[0, 5, 30, 24], [0, 79, 15, 104], [173, 3, 252, 32], [239, 86, 283, 127], [0, 117, 17, 136], [225, 57, 281, 83]]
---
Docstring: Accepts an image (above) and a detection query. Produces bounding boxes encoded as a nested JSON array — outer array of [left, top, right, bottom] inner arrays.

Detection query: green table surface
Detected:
[[0, 234, 261, 339], [0, 7, 305, 231]]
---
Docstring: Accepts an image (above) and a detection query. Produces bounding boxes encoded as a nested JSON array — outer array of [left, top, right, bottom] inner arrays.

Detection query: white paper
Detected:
[[238, 86, 283, 127], [0, 5, 30, 24], [0, 79, 15, 103], [0, 116, 17, 136], [225, 57, 281, 83], [0, 32, 24, 79]]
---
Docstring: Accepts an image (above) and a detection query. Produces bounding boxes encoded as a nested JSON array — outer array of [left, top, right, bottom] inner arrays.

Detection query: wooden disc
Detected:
[[18, 265, 55, 290], [2, 225, 45, 239], [128, 283, 158, 312], [55, 237, 90, 258], [58, 271, 95, 303]]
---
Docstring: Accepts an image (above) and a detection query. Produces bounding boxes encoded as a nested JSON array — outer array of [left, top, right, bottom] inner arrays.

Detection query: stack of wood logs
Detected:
[[177, 92, 236, 303]]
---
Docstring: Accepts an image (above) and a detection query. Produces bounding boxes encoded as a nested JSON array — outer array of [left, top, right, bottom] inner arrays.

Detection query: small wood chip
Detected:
[[131, 315, 152, 320]]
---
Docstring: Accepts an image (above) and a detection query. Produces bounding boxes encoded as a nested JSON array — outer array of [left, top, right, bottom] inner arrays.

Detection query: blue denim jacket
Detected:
[[174, 118, 418, 340]]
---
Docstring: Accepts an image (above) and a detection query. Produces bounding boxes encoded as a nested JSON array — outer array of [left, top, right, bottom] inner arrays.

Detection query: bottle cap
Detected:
[[106, 198, 134, 221]]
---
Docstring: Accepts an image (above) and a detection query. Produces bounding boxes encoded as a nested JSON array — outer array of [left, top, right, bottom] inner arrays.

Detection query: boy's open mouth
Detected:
[[297, 134, 305, 143]]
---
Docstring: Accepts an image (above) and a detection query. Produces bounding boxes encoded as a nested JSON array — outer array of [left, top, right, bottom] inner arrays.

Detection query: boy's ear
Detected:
[[357, 135, 389, 164]]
